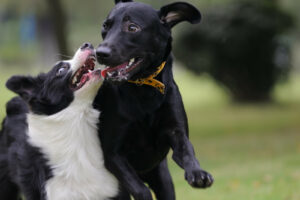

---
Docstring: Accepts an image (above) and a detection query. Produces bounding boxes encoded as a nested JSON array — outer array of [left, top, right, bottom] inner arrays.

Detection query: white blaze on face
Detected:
[[70, 48, 94, 74], [68, 48, 103, 100]]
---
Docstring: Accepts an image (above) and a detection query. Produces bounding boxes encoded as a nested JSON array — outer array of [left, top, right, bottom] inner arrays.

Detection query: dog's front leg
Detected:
[[105, 154, 153, 200], [163, 83, 214, 188], [100, 124, 152, 200], [168, 130, 213, 188]]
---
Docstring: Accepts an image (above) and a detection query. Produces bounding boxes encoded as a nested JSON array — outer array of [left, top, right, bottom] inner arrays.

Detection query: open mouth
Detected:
[[101, 57, 143, 81], [70, 54, 98, 90]]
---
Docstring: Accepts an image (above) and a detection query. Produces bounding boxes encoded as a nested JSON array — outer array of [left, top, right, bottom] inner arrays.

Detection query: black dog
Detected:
[[0, 44, 122, 200], [95, 1, 214, 200]]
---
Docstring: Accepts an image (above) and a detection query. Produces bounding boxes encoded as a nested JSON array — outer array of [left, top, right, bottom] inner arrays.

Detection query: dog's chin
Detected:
[[101, 57, 144, 83]]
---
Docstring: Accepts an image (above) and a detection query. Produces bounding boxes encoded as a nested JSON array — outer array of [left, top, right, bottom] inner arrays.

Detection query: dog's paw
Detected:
[[132, 187, 153, 200], [185, 169, 214, 188]]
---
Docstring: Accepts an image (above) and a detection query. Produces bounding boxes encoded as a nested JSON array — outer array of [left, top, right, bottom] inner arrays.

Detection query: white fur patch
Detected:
[[27, 93, 119, 200]]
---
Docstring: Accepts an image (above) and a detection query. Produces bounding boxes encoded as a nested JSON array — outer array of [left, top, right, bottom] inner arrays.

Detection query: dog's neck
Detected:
[[28, 91, 98, 124], [27, 82, 101, 127], [27, 98, 98, 133], [128, 61, 166, 94]]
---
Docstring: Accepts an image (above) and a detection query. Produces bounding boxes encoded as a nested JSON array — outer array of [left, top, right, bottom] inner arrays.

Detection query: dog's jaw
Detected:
[[66, 47, 104, 104], [69, 48, 103, 92], [70, 48, 96, 75], [101, 57, 144, 81]]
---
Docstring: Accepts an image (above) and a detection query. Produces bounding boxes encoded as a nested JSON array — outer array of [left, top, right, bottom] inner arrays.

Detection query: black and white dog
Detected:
[[94, 1, 214, 200], [0, 43, 119, 200]]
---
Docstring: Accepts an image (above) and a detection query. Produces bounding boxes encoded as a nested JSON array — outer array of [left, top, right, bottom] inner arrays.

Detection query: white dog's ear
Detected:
[[158, 2, 201, 28], [115, 0, 133, 4]]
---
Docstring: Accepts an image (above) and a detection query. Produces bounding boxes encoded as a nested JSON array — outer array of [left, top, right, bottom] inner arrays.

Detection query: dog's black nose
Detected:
[[96, 46, 112, 60], [81, 42, 94, 50]]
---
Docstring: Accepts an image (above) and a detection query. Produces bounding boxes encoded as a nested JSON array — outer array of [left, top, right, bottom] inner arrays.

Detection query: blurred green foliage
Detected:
[[1, 0, 300, 66], [175, 0, 294, 102]]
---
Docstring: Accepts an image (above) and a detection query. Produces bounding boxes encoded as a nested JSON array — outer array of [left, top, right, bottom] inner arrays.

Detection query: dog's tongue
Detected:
[[80, 74, 89, 84], [101, 62, 128, 78], [81, 69, 102, 84], [101, 68, 108, 78]]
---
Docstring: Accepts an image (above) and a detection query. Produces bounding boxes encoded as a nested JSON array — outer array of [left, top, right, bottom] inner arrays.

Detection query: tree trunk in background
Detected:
[[45, 0, 69, 59], [36, 0, 69, 65]]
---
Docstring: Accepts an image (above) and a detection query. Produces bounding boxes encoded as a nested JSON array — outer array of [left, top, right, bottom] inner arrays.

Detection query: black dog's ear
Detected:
[[158, 2, 201, 28], [115, 0, 133, 4], [6, 76, 38, 101]]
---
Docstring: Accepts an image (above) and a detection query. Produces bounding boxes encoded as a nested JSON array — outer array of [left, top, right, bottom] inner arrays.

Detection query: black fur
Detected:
[[95, 1, 213, 200], [0, 59, 73, 199], [0, 97, 52, 200], [6, 61, 73, 115], [115, 0, 132, 4], [0, 44, 111, 200]]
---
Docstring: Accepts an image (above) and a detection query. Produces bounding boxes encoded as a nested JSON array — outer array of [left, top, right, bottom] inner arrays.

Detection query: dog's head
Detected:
[[6, 43, 102, 115], [96, 0, 201, 82]]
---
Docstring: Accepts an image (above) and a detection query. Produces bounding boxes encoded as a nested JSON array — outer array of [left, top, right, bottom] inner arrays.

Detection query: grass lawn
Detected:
[[0, 65, 299, 200], [170, 69, 300, 200]]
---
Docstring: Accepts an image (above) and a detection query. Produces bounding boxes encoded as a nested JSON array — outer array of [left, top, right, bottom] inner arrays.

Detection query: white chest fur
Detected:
[[27, 98, 118, 200]]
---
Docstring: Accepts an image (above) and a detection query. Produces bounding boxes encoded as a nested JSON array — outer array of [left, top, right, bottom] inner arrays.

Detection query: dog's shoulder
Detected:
[[2, 97, 28, 146], [6, 97, 28, 117]]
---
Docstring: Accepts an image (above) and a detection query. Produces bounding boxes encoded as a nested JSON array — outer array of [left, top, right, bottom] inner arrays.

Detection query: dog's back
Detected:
[[0, 97, 28, 200]]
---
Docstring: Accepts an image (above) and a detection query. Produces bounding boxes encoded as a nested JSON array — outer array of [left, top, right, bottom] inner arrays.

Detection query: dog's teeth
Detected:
[[119, 68, 126, 76], [129, 58, 134, 66], [72, 77, 77, 84]]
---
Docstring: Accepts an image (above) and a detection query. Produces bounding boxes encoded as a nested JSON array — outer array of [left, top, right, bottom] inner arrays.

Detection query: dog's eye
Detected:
[[127, 24, 140, 33], [103, 22, 109, 30], [56, 65, 68, 76], [103, 23, 107, 29]]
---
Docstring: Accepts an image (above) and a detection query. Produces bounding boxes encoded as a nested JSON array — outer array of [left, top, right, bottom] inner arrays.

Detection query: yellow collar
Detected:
[[128, 61, 166, 94]]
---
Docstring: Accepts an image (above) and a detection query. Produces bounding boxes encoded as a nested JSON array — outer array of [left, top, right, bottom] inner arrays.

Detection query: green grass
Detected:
[[0, 65, 299, 200], [169, 68, 300, 200]]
